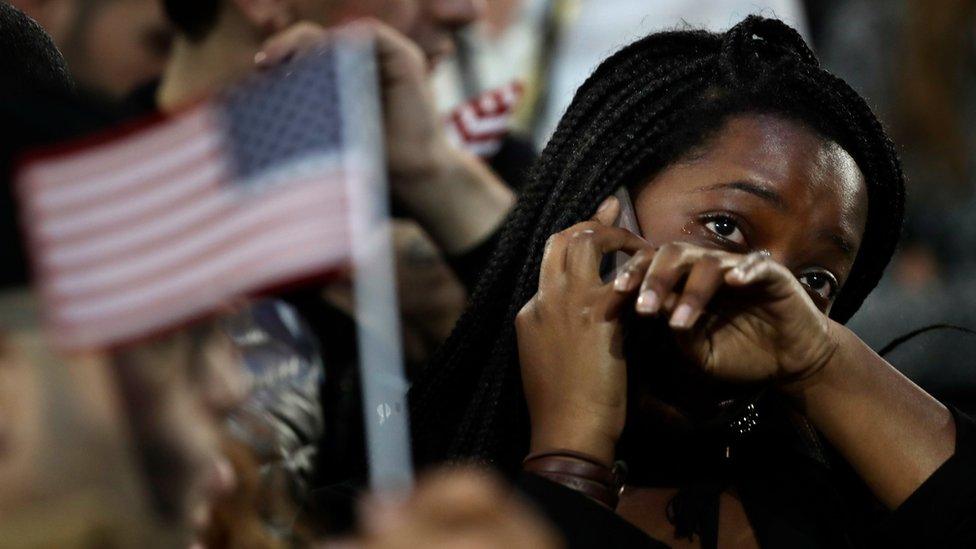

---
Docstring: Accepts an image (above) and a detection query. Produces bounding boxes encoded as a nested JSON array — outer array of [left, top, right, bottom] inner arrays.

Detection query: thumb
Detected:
[[256, 22, 330, 67], [591, 195, 621, 226], [348, 19, 427, 85]]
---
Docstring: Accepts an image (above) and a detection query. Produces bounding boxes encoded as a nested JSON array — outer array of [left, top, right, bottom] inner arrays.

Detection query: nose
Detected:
[[429, 0, 487, 30]]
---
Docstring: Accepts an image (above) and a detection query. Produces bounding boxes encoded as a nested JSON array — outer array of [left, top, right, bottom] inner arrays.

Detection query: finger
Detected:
[[670, 255, 725, 330], [636, 244, 689, 315], [256, 22, 329, 67], [590, 195, 620, 226], [353, 19, 427, 84], [724, 251, 766, 284], [613, 248, 655, 293], [724, 252, 785, 287], [565, 224, 648, 284], [663, 292, 679, 313], [724, 253, 795, 295], [539, 232, 569, 291]]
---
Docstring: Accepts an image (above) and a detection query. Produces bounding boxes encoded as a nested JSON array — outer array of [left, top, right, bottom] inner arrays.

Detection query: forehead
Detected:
[[681, 114, 867, 235]]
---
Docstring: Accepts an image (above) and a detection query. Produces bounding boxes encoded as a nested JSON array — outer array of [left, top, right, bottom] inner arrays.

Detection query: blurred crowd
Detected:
[[2, 0, 976, 547]]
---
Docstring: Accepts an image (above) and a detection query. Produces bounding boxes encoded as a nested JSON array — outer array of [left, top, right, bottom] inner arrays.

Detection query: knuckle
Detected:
[[516, 300, 537, 324], [642, 273, 666, 291], [659, 242, 689, 261], [570, 228, 598, 243], [698, 254, 723, 270], [544, 233, 562, 250], [633, 248, 654, 263], [679, 291, 704, 308], [658, 242, 681, 255]]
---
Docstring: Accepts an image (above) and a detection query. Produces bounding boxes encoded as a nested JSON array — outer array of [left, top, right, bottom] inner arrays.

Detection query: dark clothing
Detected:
[[515, 409, 976, 548]]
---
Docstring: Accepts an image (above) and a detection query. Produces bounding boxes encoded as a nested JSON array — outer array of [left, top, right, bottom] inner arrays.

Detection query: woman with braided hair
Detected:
[[409, 15, 976, 548]]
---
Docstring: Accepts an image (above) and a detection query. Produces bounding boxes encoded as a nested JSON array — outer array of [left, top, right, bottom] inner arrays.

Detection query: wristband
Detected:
[[523, 450, 627, 509]]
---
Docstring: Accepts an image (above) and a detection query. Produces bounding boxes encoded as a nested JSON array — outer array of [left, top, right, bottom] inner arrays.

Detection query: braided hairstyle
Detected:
[[410, 16, 906, 470]]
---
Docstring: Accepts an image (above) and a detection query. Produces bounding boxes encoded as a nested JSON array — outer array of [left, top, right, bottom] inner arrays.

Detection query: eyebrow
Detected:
[[822, 231, 857, 260], [696, 181, 788, 211], [698, 181, 858, 260]]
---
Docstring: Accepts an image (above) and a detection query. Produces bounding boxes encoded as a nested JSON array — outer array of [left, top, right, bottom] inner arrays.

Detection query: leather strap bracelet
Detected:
[[522, 450, 626, 509]]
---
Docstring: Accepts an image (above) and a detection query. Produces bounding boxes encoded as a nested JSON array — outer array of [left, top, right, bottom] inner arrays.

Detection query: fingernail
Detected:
[[254, 51, 268, 65], [670, 304, 695, 329], [636, 290, 660, 314], [597, 196, 617, 212], [614, 272, 631, 292]]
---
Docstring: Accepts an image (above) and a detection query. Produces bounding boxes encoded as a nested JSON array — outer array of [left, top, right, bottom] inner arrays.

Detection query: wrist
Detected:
[[390, 138, 459, 197], [392, 143, 514, 254], [522, 450, 626, 508], [779, 320, 851, 404], [530, 420, 618, 468]]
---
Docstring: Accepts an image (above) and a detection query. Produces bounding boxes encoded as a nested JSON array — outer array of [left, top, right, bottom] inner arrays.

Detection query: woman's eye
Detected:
[[704, 216, 747, 246], [797, 271, 838, 300]]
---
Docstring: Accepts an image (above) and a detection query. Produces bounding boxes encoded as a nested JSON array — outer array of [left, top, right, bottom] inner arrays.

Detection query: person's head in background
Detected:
[[8, 0, 173, 99], [159, 0, 485, 107], [0, 4, 172, 545], [0, 0, 76, 288], [0, 8, 244, 543]]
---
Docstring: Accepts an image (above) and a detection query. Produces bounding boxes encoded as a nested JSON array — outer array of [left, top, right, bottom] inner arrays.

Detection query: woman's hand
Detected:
[[516, 197, 647, 466], [615, 243, 840, 387]]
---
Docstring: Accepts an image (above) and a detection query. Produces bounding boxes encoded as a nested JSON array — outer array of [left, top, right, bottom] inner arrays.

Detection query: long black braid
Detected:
[[410, 16, 906, 470]]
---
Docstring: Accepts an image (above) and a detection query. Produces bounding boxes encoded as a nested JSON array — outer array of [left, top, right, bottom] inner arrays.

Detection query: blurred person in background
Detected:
[[0, 4, 191, 546], [157, 0, 518, 529], [156, 0, 513, 367], [0, 4, 566, 548], [431, 0, 808, 147], [8, 0, 174, 99], [814, 0, 976, 412]]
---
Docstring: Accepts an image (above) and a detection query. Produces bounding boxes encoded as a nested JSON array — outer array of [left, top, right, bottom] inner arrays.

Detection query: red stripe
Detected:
[[451, 111, 509, 144]]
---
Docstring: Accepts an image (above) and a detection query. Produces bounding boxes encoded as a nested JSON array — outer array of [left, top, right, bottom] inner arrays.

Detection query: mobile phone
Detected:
[[601, 187, 642, 283]]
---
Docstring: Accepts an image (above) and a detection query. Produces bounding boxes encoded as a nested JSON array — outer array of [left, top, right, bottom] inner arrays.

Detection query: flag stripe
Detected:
[[445, 81, 523, 158], [47, 179, 346, 296], [35, 157, 227, 242], [20, 46, 362, 351], [25, 110, 214, 190], [54, 218, 349, 324], [30, 132, 222, 215], [42, 180, 227, 266], [55, 235, 349, 348]]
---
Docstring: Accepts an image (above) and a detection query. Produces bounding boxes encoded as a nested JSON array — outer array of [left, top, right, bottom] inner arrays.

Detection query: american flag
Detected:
[[445, 81, 523, 158], [18, 44, 374, 351]]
